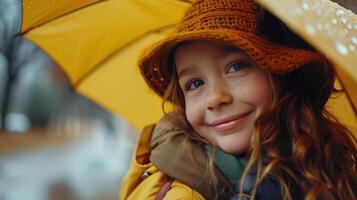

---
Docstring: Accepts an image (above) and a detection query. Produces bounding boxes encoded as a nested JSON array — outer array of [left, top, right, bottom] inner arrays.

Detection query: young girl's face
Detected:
[[175, 40, 270, 154]]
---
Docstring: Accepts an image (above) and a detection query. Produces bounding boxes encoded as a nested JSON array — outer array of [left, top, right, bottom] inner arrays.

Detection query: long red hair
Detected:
[[161, 9, 357, 200]]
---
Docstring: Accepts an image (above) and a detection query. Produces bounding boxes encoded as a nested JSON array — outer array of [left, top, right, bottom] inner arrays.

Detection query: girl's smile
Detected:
[[207, 110, 254, 133], [175, 40, 270, 154]]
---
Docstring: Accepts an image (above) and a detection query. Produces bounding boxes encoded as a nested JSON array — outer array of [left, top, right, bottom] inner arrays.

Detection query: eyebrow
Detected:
[[177, 66, 196, 80]]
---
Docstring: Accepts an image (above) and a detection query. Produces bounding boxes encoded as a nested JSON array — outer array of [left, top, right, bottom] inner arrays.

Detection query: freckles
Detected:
[[185, 101, 204, 126], [251, 77, 270, 108], [236, 72, 269, 105]]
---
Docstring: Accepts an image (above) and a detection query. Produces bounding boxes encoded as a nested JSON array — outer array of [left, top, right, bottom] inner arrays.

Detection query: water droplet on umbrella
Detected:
[[331, 18, 337, 25], [335, 41, 349, 55], [301, 2, 309, 11], [316, 22, 323, 30], [305, 23, 316, 35], [336, 9, 344, 16], [352, 37, 357, 45], [340, 17, 347, 24], [347, 23, 353, 30]]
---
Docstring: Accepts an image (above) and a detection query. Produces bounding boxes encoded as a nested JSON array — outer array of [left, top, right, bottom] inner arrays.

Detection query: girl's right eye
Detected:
[[185, 79, 204, 91]]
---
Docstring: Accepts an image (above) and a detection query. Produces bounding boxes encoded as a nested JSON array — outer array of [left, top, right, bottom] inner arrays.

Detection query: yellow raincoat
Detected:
[[119, 125, 205, 200]]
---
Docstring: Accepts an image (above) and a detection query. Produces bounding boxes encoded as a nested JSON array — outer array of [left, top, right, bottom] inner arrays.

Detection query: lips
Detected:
[[208, 111, 253, 132]]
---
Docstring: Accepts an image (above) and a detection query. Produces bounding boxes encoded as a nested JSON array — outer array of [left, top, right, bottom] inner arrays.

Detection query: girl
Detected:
[[121, 0, 357, 199]]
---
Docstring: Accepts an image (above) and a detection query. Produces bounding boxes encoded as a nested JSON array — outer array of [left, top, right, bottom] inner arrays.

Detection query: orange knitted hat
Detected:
[[139, 0, 323, 97]]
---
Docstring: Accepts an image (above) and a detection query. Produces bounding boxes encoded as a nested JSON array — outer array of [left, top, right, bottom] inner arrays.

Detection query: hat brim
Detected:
[[139, 29, 323, 97]]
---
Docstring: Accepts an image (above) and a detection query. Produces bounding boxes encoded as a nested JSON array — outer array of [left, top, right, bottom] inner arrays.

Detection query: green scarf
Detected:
[[203, 144, 248, 185]]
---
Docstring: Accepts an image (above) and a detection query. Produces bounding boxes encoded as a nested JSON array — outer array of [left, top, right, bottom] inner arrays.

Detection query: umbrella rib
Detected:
[[157, 0, 194, 4], [176, 0, 195, 3], [73, 24, 177, 88], [21, 0, 107, 35]]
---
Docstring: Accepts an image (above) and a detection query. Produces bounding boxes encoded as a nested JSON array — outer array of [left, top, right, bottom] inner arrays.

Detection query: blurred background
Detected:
[[0, 0, 356, 200], [0, 1, 138, 200]]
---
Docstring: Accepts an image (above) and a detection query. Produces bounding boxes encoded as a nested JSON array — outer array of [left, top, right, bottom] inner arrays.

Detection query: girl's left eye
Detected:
[[226, 61, 251, 73]]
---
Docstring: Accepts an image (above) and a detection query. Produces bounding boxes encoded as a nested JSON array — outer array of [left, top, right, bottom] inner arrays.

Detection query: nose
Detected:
[[206, 82, 233, 110]]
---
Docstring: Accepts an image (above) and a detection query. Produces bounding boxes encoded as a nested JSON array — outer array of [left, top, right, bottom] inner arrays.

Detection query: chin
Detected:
[[215, 135, 251, 155], [218, 143, 249, 155]]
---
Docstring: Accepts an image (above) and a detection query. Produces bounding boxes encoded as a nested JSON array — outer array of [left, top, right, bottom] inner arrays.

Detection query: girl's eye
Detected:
[[226, 61, 251, 73], [186, 79, 204, 91]]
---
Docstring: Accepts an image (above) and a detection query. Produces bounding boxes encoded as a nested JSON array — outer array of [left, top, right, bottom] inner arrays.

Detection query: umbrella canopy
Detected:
[[21, 0, 356, 132], [22, 0, 191, 130], [256, 0, 357, 133], [257, 0, 357, 109]]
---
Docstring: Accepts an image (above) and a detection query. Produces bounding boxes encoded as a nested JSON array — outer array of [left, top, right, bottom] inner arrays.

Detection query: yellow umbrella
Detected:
[[22, 0, 191, 130], [256, 0, 357, 133], [22, 0, 356, 133]]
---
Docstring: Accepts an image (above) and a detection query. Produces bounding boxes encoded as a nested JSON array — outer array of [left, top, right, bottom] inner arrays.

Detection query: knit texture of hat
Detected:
[[139, 0, 323, 97]]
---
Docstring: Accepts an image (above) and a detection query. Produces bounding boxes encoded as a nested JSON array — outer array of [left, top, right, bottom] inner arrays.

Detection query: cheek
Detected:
[[257, 75, 270, 107], [246, 72, 270, 109], [185, 97, 204, 130], [251, 78, 270, 106]]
